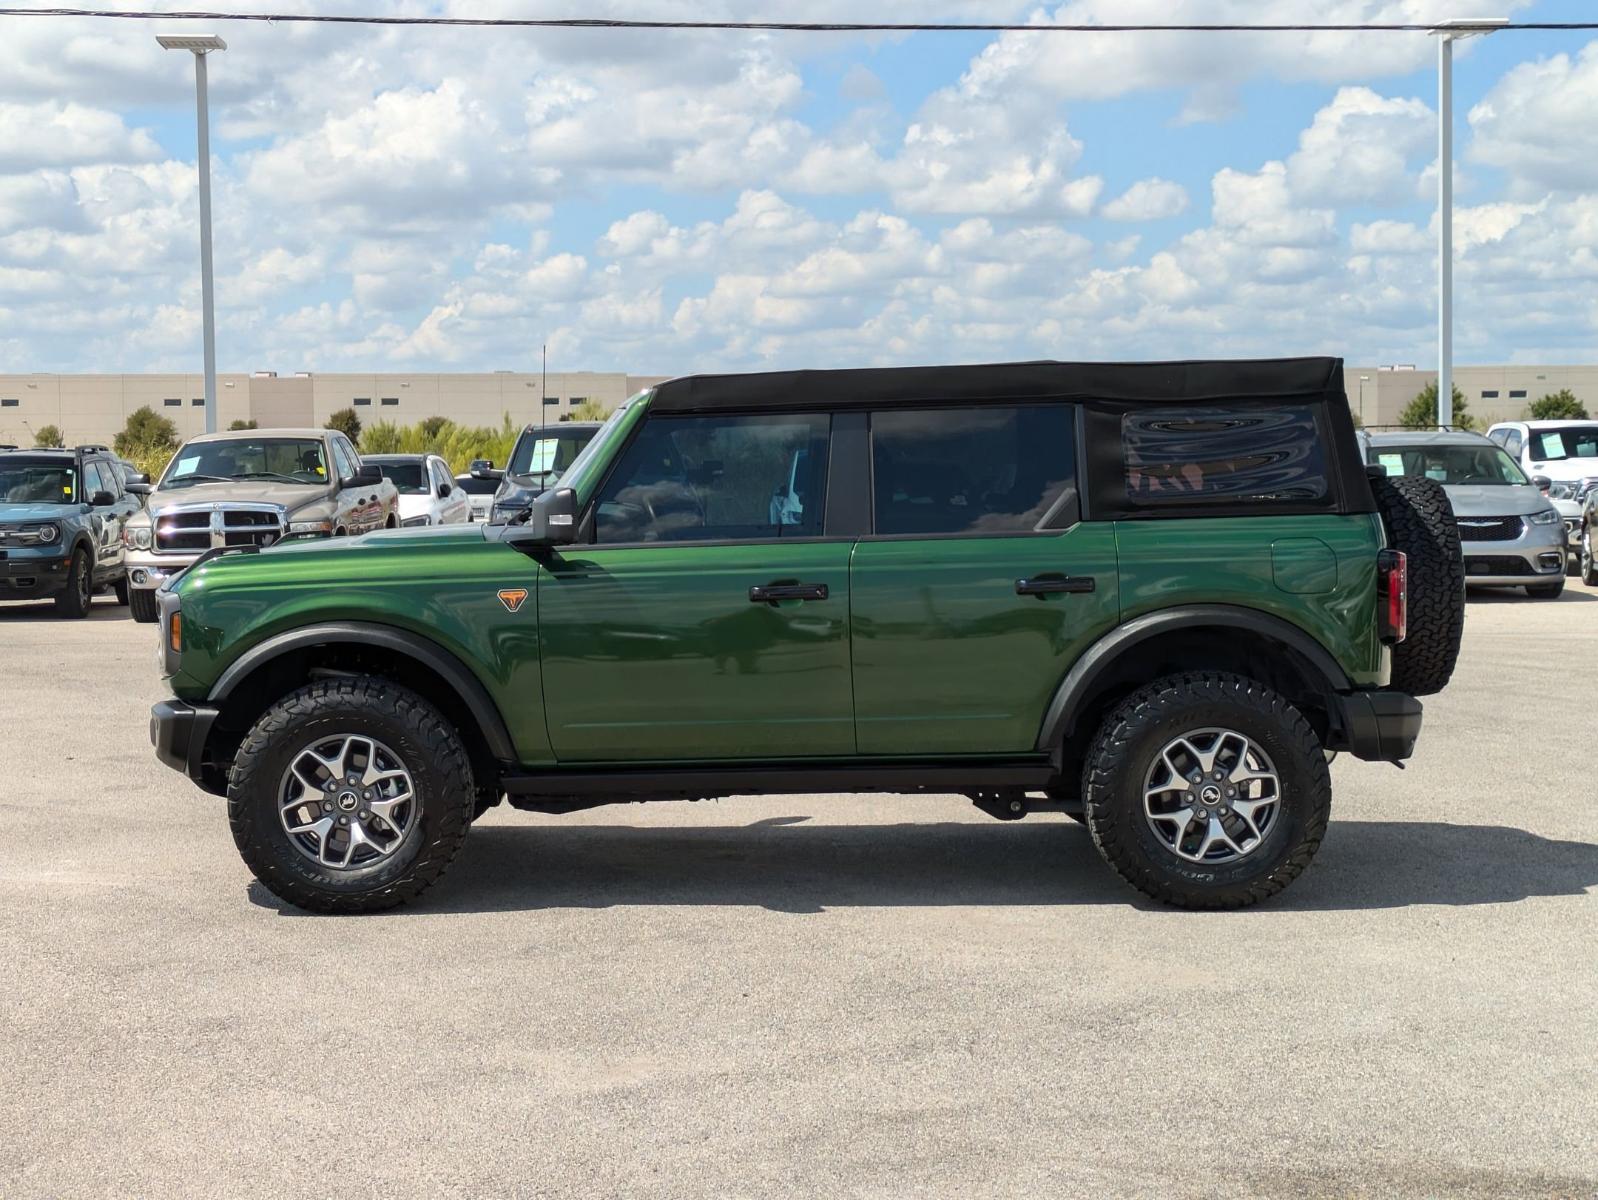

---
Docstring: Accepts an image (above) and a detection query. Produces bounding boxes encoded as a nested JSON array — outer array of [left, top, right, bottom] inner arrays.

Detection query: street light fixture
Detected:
[[1431, 17, 1506, 427], [157, 33, 227, 435]]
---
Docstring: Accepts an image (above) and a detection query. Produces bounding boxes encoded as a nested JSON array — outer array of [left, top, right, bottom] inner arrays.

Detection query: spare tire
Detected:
[[1371, 473, 1464, 696]]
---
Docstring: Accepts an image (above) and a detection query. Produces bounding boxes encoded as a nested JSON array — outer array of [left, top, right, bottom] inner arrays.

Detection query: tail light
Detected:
[[1377, 549, 1407, 644]]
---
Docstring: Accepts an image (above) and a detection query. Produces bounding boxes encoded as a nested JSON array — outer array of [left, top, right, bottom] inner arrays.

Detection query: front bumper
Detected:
[[0, 552, 71, 598], [1328, 690, 1423, 764], [1460, 526, 1566, 587], [125, 550, 195, 592], [150, 698, 222, 788]]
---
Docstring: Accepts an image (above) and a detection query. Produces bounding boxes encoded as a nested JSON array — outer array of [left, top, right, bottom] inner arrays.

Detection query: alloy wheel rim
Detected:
[[278, 733, 418, 870], [1143, 727, 1281, 865]]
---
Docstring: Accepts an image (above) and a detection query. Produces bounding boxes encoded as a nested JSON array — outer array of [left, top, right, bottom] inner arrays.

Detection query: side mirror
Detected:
[[90, 490, 116, 507], [437, 482, 452, 498], [126, 482, 152, 496], [1533, 475, 1551, 492], [469, 458, 503, 481], [342, 463, 383, 489], [502, 487, 578, 547]]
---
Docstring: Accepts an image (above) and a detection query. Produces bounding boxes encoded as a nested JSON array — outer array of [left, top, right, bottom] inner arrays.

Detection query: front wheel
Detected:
[[53, 548, 92, 618], [1582, 530, 1598, 587], [227, 678, 476, 913], [1081, 672, 1331, 910], [128, 588, 159, 623]]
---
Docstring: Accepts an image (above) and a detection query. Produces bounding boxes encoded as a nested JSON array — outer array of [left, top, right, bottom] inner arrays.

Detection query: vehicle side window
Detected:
[[330, 440, 357, 483], [1121, 405, 1328, 506], [1503, 429, 1523, 457], [432, 459, 451, 492], [594, 412, 830, 544], [87, 461, 115, 498], [870, 405, 1077, 536]]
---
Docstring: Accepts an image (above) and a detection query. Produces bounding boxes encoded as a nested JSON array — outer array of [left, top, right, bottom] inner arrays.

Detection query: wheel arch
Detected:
[[1037, 605, 1353, 764], [201, 622, 517, 793]]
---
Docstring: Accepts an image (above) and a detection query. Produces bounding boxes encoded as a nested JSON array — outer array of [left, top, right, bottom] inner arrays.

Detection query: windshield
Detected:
[[1371, 444, 1529, 486], [162, 438, 329, 487], [0, 458, 78, 504], [507, 426, 599, 481], [1527, 426, 1598, 463], [372, 461, 428, 494]]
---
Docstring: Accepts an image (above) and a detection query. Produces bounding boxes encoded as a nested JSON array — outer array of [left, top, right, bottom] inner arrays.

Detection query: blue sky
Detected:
[[2, 0, 1597, 376]]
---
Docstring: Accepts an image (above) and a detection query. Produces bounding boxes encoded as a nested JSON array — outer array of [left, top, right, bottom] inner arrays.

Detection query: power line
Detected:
[[0, 10, 1594, 34]]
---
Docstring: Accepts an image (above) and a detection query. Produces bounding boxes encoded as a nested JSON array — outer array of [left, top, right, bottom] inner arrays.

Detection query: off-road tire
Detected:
[[1582, 529, 1598, 587], [1370, 473, 1464, 696], [228, 678, 475, 914], [1526, 580, 1564, 600], [1081, 672, 1331, 910], [112, 575, 130, 605], [128, 587, 159, 623], [53, 548, 92, 618]]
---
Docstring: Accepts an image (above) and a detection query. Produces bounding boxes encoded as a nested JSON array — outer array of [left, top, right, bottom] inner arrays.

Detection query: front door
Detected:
[[849, 404, 1121, 755], [538, 409, 853, 762]]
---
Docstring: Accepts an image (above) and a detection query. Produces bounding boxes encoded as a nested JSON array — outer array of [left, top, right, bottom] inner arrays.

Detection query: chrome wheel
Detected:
[[278, 734, 418, 870], [1143, 728, 1281, 865]]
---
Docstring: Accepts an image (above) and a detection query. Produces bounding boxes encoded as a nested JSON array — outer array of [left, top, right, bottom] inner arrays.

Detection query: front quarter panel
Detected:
[[170, 531, 551, 763]]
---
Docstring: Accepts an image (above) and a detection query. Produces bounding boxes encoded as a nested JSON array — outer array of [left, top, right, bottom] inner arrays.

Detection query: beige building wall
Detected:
[[0, 372, 250, 447], [1342, 365, 1598, 428]]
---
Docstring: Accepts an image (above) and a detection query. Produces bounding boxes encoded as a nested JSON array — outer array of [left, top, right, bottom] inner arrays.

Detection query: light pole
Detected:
[[1432, 17, 1506, 427], [157, 33, 227, 435], [1358, 374, 1370, 425]]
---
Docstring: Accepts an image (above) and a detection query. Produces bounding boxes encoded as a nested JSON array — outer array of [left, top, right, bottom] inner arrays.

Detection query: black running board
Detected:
[[500, 759, 1057, 800]]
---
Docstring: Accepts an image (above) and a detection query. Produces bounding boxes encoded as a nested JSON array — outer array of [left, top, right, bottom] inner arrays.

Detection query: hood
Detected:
[[0, 502, 80, 524], [395, 493, 432, 520], [1527, 459, 1598, 483], [147, 479, 330, 517], [261, 522, 485, 559], [1440, 483, 1552, 518], [492, 476, 548, 512]]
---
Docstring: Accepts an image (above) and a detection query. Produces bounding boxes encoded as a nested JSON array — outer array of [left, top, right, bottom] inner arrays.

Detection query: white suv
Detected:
[[1486, 420, 1598, 566]]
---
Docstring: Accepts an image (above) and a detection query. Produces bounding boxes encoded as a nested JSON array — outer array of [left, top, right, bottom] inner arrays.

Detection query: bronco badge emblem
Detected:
[[496, 588, 529, 613]]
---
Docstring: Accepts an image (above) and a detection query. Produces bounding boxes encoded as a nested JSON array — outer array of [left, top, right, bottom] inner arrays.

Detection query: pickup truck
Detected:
[[123, 427, 398, 622]]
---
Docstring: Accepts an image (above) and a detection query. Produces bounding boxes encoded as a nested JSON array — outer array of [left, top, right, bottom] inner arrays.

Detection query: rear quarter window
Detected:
[[1120, 405, 1329, 508]]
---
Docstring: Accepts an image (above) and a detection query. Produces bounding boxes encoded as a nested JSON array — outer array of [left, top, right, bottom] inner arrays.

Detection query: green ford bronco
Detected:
[[150, 358, 1465, 913]]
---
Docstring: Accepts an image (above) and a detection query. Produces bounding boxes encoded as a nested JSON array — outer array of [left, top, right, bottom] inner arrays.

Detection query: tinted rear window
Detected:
[[1122, 406, 1328, 506]]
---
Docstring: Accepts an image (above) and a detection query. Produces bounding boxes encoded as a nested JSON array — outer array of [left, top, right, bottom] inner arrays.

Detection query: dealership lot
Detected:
[[2, 588, 1596, 1198]]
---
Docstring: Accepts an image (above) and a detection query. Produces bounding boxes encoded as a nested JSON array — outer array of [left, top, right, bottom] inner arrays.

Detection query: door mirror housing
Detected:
[[470, 458, 503, 481], [125, 482, 152, 497], [437, 482, 452, 498], [1532, 474, 1552, 492], [500, 487, 578, 547], [341, 463, 383, 489], [90, 489, 116, 507]]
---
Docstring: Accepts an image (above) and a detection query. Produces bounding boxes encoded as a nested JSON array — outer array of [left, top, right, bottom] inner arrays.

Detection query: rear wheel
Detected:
[[112, 575, 129, 605], [53, 548, 92, 618], [1370, 473, 1464, 696], [227, 678, 475, 914], [1082, 672, 1331, 909], [128, 588, 159, 624], [1582, 529, 1598, 587]]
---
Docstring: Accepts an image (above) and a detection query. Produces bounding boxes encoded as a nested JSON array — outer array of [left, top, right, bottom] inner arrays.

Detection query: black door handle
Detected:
[[1016, 575, 1096, 596], [750, 582, 829, 603]]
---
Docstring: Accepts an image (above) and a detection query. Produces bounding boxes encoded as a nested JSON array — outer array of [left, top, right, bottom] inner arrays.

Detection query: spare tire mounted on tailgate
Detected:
[[1371, 472, 1465, 697]]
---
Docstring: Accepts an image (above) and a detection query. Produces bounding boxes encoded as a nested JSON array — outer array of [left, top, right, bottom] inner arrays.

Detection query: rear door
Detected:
[[538, 408, 856, 762], [849, 404, 1119, 755]]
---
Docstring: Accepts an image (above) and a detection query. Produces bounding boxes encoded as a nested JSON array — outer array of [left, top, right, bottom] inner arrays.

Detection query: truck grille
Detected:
[[154, 504, 284, 554], [1454, 515, 1523, 542]]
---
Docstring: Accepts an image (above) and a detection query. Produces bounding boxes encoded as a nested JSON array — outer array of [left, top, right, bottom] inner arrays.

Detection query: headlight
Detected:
[[123, 524, 152, 550], [32, 524, 59, 543], [1529, 508, 1561, 526], [400, 515, 430, 528], [289, 519, 334, 534]]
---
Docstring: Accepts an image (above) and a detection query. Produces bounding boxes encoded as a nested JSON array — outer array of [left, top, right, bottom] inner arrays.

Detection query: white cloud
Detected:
[[1102, 178, 1189, 221], [0, 101, 161, 172], [1286, 86, 1433, 205], [1469, 40, 1598, 194]]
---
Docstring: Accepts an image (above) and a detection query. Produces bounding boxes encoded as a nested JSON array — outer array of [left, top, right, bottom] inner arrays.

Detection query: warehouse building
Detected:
[[1341, 364, 1598, 427], [0, 370, 670, 447]]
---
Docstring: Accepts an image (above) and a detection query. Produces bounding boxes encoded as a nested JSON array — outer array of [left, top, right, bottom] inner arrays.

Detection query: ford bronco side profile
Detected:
[[149, 359, 1465, 913]]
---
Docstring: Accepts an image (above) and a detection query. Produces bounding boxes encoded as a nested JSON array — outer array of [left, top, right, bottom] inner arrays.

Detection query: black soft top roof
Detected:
[[648, 357, 1345, 414]]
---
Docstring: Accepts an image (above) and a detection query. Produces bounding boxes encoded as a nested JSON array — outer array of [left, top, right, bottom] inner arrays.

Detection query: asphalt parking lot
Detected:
[[2, 585, 1596, 1199]]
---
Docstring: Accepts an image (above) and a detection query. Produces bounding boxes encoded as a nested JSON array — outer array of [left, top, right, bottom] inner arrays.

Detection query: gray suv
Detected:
[[1363, 429, 1566, 598]]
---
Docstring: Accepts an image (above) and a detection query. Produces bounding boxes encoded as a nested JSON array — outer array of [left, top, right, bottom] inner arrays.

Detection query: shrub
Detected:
[[325, 407, 362, 446], [114, 406, 180, 477], [33, 424, 64, 448], [1527, 389, 1588, 421], [357, 413, 521, 475], [228, 418, 259, 431], [1399, 382, 1475, 431]]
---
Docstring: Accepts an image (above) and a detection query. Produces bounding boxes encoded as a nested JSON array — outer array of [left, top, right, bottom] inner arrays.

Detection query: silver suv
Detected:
[[1363, 429, 1567, 599]]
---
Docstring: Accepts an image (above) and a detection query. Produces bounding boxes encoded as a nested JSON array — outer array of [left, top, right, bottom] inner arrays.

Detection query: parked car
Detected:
[[1486, 420, 1598, 568], [1363, 429, 1567, 598], [364, 454, 471, 528], [121, 427, 399, 624], [0, 446, 141, 616], [454, 466, 500, 522], [1581, 487, 1598, 586], [484, 422, 604, 523], [150, 358, 1465, 914]]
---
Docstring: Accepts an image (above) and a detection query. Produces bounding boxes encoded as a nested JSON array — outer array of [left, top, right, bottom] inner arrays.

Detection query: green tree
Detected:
[[1527, 389, 1588, 421], [419, 415, 449, 440], [563, 400, 609, 422], [228, 418, 259, 431], [33, 424, 64, 448], [1398, 382, 1475, 431], [325, 407, 362, 446], [114, 406, 181, 479]]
